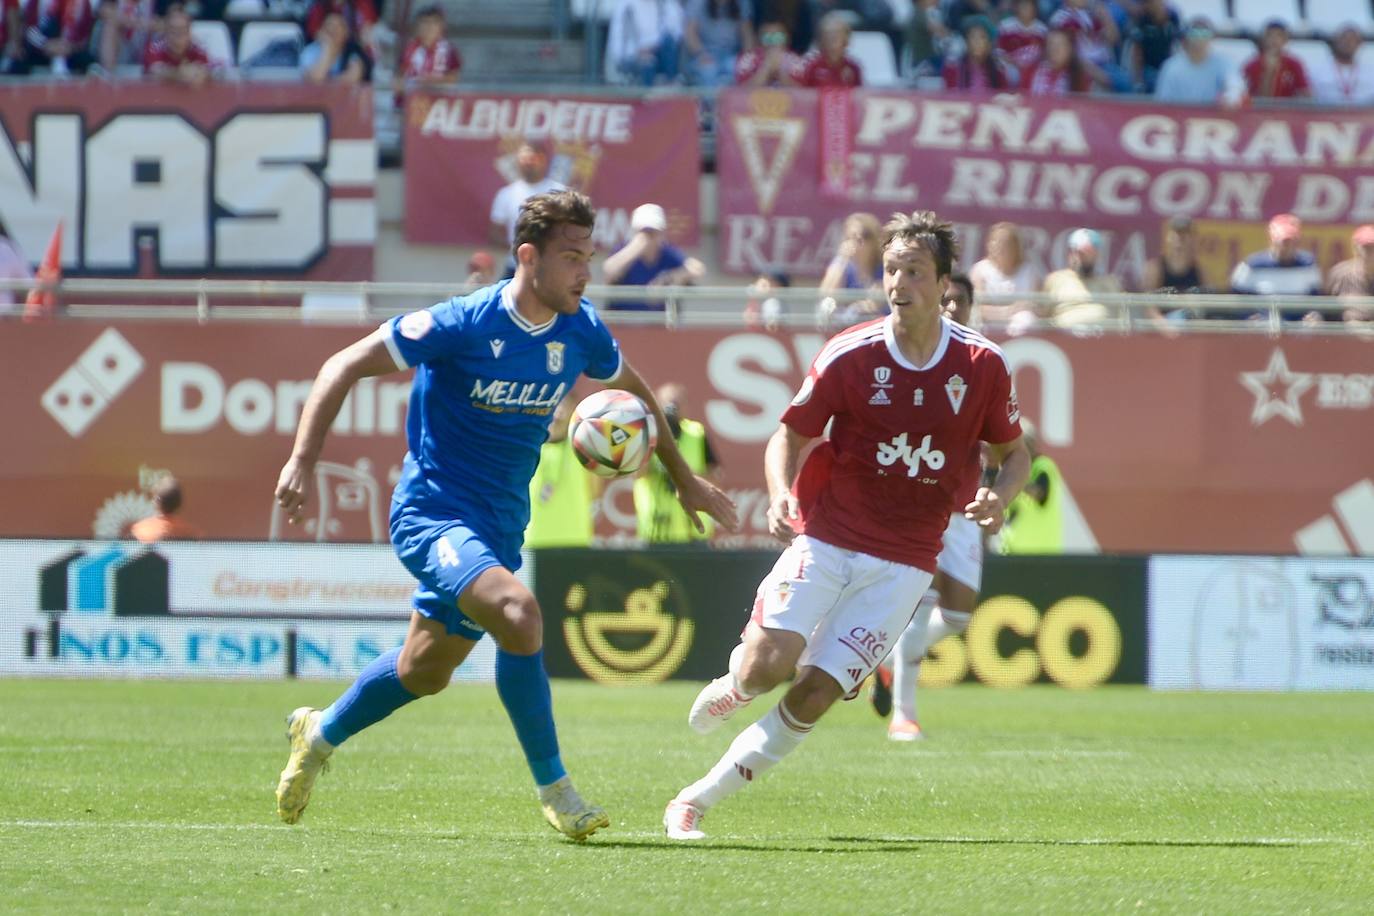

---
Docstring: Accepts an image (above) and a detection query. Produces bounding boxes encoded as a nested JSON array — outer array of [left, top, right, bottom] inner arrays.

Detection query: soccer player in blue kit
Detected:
[[272, 191, 737, 840]]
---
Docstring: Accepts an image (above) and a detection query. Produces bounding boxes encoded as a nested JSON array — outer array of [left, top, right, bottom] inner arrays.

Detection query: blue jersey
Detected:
[[381, 280, 622, 548]]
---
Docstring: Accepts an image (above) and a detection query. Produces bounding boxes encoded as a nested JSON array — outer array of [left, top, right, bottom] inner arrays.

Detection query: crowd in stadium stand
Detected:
[[2, 0, 1371, 104], [602, 0, 1374, 105]]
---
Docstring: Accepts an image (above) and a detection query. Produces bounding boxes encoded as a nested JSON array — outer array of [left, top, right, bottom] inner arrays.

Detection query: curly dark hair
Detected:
[[880, 210, 960, 279], [512, 189, 596, 254]]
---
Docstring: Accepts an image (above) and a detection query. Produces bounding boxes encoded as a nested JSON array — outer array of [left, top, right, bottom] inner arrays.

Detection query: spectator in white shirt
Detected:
[[1309, 24, 1374, 105], [488, 142, 565, 277], [607, 0, 684, 85]]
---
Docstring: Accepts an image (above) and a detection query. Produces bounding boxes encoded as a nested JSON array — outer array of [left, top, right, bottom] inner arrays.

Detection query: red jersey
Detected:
[[1021, 60, 1088, 96], [22, 0, 92, 49], [1048, 6, 1110, 66], [997, 16, 1047, 73], [734, 47, 803, 85], [797, 50, 862, 88], [1243, 53, 1309, 99], [782, 317, 1021, 571], [400, 36, 460, 79], [143, 36, 210, 71]]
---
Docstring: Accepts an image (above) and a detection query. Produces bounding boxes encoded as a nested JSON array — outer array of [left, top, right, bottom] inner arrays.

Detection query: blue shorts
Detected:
[[390, 506, 522, 641]]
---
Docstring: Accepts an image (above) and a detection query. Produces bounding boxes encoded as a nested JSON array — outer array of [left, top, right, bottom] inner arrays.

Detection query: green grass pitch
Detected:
[[1, 679, 1370, 914]]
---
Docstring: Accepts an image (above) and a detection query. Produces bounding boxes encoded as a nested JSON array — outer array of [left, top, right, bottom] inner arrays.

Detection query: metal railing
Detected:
[[3, 277, 1373, 335]]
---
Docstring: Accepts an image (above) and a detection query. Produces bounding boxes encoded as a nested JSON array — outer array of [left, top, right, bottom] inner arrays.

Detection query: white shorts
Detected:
[[936, 513, 984, 593], [749, 535, 933, 696]]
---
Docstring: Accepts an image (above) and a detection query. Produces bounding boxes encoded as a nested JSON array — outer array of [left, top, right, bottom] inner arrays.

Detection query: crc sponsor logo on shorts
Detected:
[[839, 625, 889, 666]]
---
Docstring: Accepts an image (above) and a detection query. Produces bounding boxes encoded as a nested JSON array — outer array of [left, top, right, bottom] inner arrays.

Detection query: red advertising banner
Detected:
[[403, 92, 701, 249], [717, 89, 1374, 286], [0, 82, 375, 281], [4, 319, 1372, 557]]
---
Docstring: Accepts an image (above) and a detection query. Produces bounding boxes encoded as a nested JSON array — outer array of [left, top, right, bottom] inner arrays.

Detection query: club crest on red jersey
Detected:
[[945, 374, 967, 414]]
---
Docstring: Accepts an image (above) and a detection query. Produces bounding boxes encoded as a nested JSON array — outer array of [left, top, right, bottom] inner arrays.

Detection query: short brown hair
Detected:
[[513, 190, 596, 253], [152, 475, 182, 516], [881, 210, 959, 279]]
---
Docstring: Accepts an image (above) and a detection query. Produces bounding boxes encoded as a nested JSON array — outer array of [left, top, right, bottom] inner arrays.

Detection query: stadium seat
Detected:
[[1303, 0, 1374, 37], [192, 21, 236, 70], [223, 0, 266, 20], [1209, 37, 1257, 73], [850, 30, 899, 87], [238, 21, 303, 67], [1286, 38, 1333, 75], [1229, 0, 1301, 35]]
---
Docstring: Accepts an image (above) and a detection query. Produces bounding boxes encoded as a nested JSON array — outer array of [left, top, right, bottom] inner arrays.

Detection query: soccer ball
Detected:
[[569, 390, 658, 478]]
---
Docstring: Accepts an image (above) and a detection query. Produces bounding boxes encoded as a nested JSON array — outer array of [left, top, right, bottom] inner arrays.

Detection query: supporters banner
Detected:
[[402, 92, 701, 248], [531, 549, 1145, 686], [716, 88, 1374, 284], [0, 539, 496, 680], [1149, 556, 1374, 690], [0, 83, 375, 280], [2, 321, 1372, 557]]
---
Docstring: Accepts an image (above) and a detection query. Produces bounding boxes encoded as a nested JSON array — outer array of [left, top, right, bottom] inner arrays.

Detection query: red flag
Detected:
[[22, 221, 62, 322]]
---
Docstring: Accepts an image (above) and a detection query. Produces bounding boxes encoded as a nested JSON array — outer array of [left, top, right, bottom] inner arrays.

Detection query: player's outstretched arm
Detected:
[[964, 436, 1031, 534], [275, 328, 402, 524], [763, 423, 812, 544], [612, 359, 738, 532]]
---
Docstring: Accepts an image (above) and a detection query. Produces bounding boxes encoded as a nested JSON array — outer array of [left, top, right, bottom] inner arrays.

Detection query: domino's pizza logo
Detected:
[[40, 329, 144, 437]]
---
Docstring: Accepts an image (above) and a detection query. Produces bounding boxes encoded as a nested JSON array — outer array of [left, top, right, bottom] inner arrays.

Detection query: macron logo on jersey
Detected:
[[876, 432, 946, 477], [490, 339, 505, 358]]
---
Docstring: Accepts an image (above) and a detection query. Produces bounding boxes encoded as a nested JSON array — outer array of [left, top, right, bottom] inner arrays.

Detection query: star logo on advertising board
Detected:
[[1239, 348, 1313, 427]]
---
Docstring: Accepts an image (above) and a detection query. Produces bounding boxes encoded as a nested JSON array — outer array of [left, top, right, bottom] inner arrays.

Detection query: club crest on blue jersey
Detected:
[[546, 341, 565, 373]]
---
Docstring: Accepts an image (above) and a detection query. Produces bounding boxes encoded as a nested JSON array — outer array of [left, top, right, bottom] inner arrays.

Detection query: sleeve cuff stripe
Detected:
[[381, 323, 409, 371]]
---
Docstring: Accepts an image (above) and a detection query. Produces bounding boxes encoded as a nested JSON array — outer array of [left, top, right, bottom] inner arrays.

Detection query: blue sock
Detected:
[[495, 648, 566, 787], [318, 646, 418, 747]]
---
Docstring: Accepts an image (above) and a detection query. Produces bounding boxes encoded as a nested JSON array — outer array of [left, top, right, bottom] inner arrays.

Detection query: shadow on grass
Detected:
[[565, 836, 1311, 853], [829, 836, 1309, 849]]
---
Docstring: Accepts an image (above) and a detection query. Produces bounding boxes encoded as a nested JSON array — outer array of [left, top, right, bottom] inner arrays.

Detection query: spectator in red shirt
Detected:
[[394, 4, 459, 103], [943, 15, 1013, 92], [796, 10, 862, 87], [1021, 26, 1091, 96], [997, 0, 1046, 82], [1048, 0, 1130, 90], [734, 17, 800, 86], [1243, 19, 1310, 99], [15, 0, 94, 74], [142, 4, 209, 85]]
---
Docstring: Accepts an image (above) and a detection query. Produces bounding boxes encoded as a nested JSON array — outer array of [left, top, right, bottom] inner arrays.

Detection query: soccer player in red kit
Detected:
[[664, 211, 1030, 840]]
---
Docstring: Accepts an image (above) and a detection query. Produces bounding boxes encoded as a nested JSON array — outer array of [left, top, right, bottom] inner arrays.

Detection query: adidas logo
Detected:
[[847, 667, 863, 683], [735, 763, 753, 782], [868, 389, 890, 406], [1295, 479, 1374, 555]]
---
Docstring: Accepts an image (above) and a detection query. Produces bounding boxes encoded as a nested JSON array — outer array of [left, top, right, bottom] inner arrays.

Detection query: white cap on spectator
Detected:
[[631, 203, 667, 232]]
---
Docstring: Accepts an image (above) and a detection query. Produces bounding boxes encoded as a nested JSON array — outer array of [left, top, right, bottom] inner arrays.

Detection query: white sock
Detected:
[[677, 702, 812, 810], [892, 606, 930, 723], [923, 606, 972, 651]]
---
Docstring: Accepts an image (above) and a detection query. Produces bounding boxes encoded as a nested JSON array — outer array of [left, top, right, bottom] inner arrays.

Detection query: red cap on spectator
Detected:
[[1353, 225, 1374, 248], [1268, 213, 1301, 242]]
